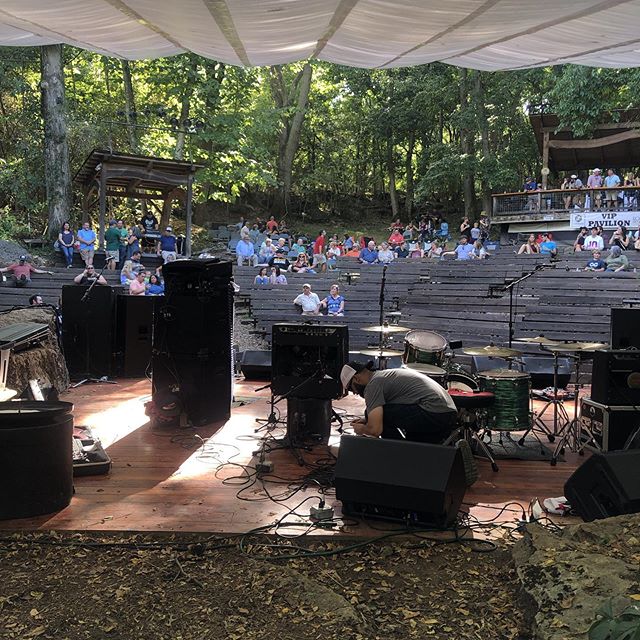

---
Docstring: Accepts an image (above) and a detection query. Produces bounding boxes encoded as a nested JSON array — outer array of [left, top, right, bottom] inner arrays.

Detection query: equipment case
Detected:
[[580, 397, 640, 452]]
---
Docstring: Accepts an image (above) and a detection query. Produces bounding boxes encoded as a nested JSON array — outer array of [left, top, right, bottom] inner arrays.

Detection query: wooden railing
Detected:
[[492, 186, 640, 222]]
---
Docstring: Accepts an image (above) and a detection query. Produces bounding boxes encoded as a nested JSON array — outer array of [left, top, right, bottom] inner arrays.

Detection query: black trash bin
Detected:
[[0, 401, 74, 520]]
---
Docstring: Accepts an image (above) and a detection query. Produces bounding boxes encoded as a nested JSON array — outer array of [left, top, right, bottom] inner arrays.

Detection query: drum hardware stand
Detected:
[[530, 351, 568, 444], [550, 353, 585, 466], [444, 408, 500, 472], [377, 264, 388, 352]]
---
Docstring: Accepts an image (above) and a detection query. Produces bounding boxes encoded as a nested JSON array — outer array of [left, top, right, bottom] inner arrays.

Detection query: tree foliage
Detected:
[[1, 46, 640, 232]]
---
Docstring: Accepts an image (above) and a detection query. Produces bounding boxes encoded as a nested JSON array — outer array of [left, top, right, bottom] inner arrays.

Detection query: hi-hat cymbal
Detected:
[[358, 349, 404, 357], [361, 324, 410, 333], [544, 342, 609, 353], [463, 345, 522, 358], [517, 336, 560, 345]]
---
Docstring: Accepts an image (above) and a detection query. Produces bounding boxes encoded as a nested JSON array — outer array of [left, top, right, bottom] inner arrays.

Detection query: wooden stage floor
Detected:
[[1, 377, 582, 535]]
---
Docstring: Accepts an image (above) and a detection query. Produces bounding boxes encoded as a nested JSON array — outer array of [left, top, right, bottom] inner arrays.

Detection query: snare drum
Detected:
[[478, 369, 531, 431], [404, 362, 447, 386], [403, 330, 447, 367]]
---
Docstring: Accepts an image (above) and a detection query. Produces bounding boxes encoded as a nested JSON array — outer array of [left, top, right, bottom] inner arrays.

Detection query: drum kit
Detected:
[[353, 326, 608, 466]]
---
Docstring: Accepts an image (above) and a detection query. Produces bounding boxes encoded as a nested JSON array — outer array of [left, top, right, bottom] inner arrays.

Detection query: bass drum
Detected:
[[445, 372, 479, 393]]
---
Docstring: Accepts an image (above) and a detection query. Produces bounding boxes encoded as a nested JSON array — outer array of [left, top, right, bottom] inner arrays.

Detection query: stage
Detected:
[[0, 376, 582, 535]]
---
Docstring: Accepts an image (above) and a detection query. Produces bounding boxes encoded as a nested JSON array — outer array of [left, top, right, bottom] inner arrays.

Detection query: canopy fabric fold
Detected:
[[1, 0, 640, 69]]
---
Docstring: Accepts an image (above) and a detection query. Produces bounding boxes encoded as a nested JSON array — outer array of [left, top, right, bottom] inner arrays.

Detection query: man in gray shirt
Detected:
[[340, 361, 457, 443]]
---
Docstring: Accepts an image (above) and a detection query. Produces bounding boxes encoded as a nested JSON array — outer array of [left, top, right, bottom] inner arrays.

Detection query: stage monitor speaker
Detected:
[[522, 356, 571, 390], [240, 350, 272, 380], [152, 259, 233, 426], [590, 350, 640, 406], [271, 323, 349, 400], [334, 435, 466, 528], [564, 450, 640, 521], [611, 308, 640, 349], [61, 285, 121, 379], [114, 295, 154, 378]]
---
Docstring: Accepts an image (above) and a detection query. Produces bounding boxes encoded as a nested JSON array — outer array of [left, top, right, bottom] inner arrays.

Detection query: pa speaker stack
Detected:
[[151, 259, 233, 427]]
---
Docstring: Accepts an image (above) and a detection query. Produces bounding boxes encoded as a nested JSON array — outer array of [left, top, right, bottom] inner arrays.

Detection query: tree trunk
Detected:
[[386, 129, 399, 218], [458, 67, 476, 218], [269, 63, 313, 214], [41, 44, 72, 239], [405, 129, 415, 218], [174, 91, 190, 161], [473, 71, 492, 215], [121, 60, 139, 153]]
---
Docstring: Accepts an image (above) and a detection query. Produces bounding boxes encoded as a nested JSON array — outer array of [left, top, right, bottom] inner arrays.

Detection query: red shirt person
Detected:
[[0, 255, 52, 287], [266, 216, 279, 233]]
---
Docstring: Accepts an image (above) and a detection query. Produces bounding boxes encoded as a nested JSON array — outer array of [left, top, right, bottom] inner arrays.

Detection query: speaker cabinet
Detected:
[[271, 323, 349, 399], [114, 295, 154, 378], [611, 308, 640, 349], [152, 259, 233, 426], [564, 450, 640, 521], [334, 435, 466, 528], [240, 350, 272, 380], [522, 356, 571, 390], [591, 350, 640, 406], [61, 285, 121, 379]]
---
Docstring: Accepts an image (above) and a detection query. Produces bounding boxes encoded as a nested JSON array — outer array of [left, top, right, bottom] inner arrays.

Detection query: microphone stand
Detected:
[[490, 262, 556, 347], [80, 256, 113, 303], [378, 264, 387, 351]]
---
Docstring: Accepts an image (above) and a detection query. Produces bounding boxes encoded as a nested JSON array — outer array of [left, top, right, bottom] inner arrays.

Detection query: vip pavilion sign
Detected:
[[570, 211, 640, 230]]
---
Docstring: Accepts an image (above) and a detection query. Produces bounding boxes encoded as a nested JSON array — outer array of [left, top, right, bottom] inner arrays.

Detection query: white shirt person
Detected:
[[293, 284, 321, 315]]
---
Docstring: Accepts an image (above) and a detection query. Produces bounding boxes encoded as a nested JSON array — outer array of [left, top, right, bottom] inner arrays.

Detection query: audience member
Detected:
[[259, 237, 276, 263], [587, 168, 603, 210], [388, 228, 404, 246], [442, 237, 474, 260], [126, 226, 141, 258], [293, 283, 320, 315], [389, 218, 403, 232], [633, 224, 640, 251], [0, 255, 52, 287], [236, 237, 258, 266], [157, 226, 178, 264], [120, 251, 143, 287], [290, 252, 314, 273], [239, 221, 251, 241], [73, 265, 107, 286], [140, 210, 159, 233], [249, 224, 261, 243], [291, 238, 306, 255], [582, 227, 605, 251], [116, 220, 128, 264], [608, 224, 629, 250], [517, 233, 540, 255], [584, 250, 606, 272], [326, 241, 341, 269], [605, 169, 621, 209], [129, 270, 147, 295], [539, 233, 558, 257], [104, 219, 121, 271], [403, 222, 415, 241], [266, 215, 279, 233], [427, 240, 442, 259], [77, 221, 96, 267], [459, 217, 471, 240], [471, 240, 488, 259], [359, 240, 378, 264], [523, 177, 539, 210], [29, 294, 43, 306], [573, 227, 588, 252], [395, 242, 409, 258], [320, 284, 345, 316], [470, 221, 481, 243], [312, 230, 327, 273], [268, 247, 290, 271], [343, 234, 355, 250], [605, 246, 629, 272], [254, 267, 269, 285], [377, 242, 395, 264], [270, 266, 288, 285], [58, 221, 75, 268], [147, 273, 164, 295]]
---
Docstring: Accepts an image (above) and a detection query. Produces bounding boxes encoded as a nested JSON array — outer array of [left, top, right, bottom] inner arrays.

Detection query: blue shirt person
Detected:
[[320, 284, 345, 316], [539, 233, 557, 256], [359, 241, 378, 264]]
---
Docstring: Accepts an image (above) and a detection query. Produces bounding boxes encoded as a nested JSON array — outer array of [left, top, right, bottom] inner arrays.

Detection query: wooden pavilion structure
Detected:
[[74, 150, 204, 256]]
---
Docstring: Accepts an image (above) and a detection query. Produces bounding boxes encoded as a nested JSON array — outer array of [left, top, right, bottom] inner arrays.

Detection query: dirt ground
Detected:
[[0, 531, 528, 640]]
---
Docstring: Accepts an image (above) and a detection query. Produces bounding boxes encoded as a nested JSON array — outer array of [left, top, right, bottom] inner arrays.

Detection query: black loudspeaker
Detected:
[[611, 308, 640, 349], [334, 435, 466, 528], [152, 259, 233, 426], [564, 450, 640, 521], [591, 350, 640, 406], [61, 285, 121, 379], [240, 350, 272, 380], [522, 356, 571, 390], [271, 324, 348, 399], [114, 295, 154, 378]]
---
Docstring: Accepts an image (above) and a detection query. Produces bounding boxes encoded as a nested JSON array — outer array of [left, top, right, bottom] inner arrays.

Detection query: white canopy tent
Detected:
[[1, 0, 640, 70]]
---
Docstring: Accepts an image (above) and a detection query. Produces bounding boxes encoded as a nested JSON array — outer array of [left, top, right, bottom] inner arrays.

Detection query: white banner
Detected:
[[570, 211, 640, 230]]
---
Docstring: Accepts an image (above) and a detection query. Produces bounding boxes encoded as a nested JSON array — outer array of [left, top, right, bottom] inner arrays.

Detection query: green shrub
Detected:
[[589, 600, 640, 640]]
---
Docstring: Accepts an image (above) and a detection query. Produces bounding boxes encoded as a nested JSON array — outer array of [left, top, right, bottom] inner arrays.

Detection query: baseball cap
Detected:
[[340, 364, 358, 392], [19, 255, 27, 261], [109, 219, 117, 225], [166, 226, 173, 231], [571, 174, 577, 179], [594, 168, 601, 173], [302, 283, 311, 289]]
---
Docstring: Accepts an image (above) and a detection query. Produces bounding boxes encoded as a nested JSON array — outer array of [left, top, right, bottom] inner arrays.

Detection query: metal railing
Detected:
[[492, 186, 640, 217]]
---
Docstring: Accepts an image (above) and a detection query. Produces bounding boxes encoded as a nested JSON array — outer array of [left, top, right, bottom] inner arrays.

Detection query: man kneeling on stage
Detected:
[[340, 361, 478, 484]]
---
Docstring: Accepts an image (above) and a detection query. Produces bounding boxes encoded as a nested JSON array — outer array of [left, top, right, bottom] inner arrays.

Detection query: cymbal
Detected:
[[404, 363, 446, 375], [544, 342, 608, 353], [358, 349, 404, 357], [463, 345, 522, 358], [385, 311, 403, 316], [361, 324, 410, 333], [517, 336, 560, 345]]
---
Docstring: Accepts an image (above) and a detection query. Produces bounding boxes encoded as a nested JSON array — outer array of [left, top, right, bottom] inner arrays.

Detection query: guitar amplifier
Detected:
[[580, 397, 640, 452], [590, 350, 640, 406]]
